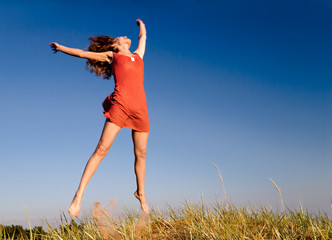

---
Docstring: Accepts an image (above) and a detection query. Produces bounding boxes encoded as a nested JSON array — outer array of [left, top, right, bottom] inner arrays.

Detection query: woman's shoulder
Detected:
[[133, 51, 143, 60]]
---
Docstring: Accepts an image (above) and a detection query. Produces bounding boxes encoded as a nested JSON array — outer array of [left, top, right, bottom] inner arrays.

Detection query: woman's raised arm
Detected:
[[134, 19, 147, 59], [50, 42, 112, 62]]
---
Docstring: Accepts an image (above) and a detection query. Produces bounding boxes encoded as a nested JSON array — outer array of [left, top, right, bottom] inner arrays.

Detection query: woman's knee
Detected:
[[95, 144, 110, 157], [134, 147, 147, 159]]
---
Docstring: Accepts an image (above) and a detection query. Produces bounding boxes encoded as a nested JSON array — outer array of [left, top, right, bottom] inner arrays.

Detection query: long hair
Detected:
[[85, 35, 117, 79]]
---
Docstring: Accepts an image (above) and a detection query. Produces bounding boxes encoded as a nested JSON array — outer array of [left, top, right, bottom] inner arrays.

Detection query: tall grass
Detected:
[[2, 200, 329, 240], [1, 164, 331, 239]]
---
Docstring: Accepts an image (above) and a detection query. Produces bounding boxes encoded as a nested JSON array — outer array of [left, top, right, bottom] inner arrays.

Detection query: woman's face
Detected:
[[114, 36, 131, 49]]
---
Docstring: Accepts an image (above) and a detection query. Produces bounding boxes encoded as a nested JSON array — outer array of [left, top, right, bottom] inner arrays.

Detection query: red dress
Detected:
[[102, 52, 149, 132]]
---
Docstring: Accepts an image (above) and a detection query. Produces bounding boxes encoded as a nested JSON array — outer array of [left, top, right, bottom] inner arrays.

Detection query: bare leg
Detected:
[[68, 120, 121, 217], [132, 130, 149, 213]]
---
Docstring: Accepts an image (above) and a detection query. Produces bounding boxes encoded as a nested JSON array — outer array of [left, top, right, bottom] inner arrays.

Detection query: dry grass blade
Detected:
[[212, 163, 227, 210], [25, 208, 33, 240], [269, 178, 285, 215]]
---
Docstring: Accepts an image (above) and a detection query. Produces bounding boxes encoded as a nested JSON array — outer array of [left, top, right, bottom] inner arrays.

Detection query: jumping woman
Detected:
[[50, 19, 149, 217]]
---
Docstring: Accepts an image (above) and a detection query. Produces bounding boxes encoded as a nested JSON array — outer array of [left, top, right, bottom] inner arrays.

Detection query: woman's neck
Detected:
[[117, 46, 132, 55]]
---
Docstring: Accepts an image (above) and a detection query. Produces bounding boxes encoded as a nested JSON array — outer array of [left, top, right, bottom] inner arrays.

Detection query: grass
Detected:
[[1, 200, 331, 239], [1, 164, 331, 239]]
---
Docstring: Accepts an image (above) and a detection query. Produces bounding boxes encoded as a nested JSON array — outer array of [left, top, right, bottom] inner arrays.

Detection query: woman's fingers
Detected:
[[51, 46, 57, 53], [49, 42, 58, 53]]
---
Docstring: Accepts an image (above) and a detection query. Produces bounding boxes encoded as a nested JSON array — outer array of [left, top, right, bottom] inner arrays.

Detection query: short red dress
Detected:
[[102, 52, 149, 132]]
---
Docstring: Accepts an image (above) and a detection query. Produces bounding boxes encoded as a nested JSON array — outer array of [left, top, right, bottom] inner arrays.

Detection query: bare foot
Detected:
[[68, 193, 82, 217], [134, 191, 149, 214]]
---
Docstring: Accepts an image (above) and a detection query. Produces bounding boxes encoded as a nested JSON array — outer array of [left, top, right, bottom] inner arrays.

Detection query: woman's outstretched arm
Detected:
[[50, 42, 112, 62], [134, 19, 147, 59]]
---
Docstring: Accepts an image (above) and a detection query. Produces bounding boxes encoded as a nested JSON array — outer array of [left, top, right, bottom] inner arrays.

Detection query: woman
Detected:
[[50, 19, 149, 217]]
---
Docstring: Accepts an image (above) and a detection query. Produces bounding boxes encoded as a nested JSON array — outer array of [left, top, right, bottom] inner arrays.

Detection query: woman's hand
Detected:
[[50, 42, 61, 53], [136, 19, 144, 26], [49, 42, 112, 62]]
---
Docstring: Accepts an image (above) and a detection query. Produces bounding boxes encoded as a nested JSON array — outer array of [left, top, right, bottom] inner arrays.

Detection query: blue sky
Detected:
[[0, 0, 331, 226]]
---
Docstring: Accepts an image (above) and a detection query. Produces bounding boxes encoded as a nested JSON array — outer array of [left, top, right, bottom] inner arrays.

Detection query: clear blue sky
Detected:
[[0, 0, 331, 226]]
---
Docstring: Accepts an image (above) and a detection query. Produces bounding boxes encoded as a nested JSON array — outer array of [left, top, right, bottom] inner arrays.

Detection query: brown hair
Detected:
[[85, 35, 117, 79]]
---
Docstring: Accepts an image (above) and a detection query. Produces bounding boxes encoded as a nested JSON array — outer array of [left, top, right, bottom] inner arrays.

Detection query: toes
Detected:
[[142, 206, 149, 214]]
